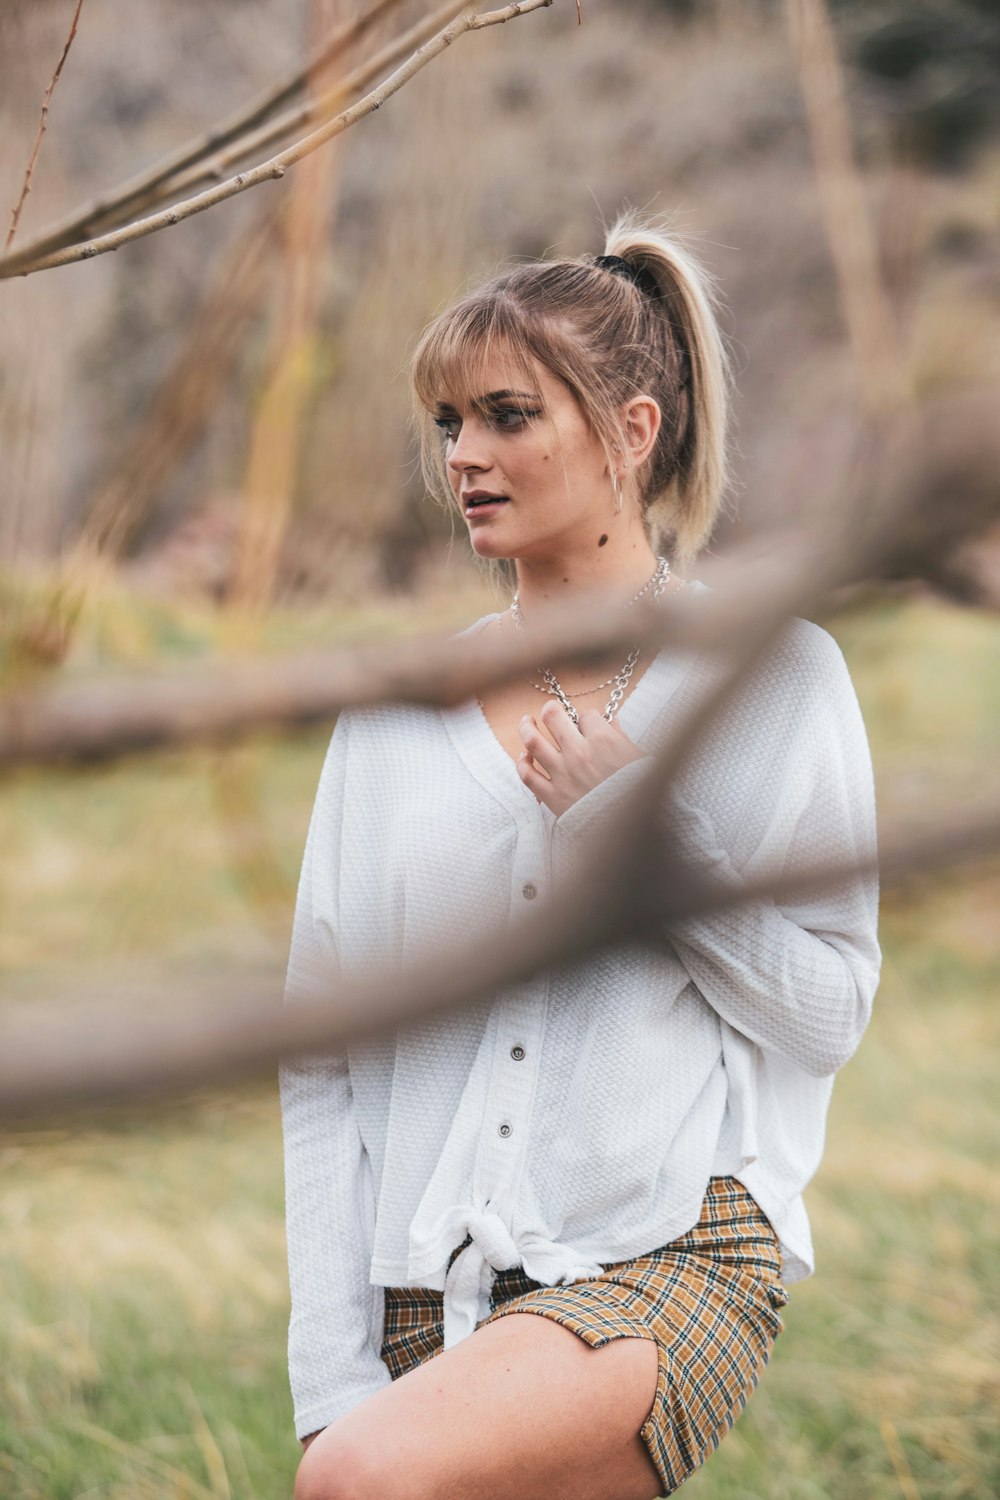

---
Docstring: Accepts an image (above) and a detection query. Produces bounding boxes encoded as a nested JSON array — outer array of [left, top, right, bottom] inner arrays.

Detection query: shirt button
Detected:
[[522, 882, 537, 900], [498, 1122, 513, 1138], [510, 1045, 526, 1061]]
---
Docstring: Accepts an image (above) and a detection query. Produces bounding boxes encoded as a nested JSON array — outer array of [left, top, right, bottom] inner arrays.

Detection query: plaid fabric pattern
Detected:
[[380, 1176, 789, 1498]]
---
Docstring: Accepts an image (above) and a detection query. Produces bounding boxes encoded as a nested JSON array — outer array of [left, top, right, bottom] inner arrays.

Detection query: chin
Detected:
[[468, 533, 515, 561]]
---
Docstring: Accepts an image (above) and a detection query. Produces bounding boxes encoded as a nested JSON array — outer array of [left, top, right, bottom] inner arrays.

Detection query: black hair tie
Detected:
[[593, 253, 642, 287], [593, 253, 666, 308]]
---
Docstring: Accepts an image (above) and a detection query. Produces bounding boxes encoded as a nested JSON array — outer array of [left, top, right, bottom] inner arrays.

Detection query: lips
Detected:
[[463, 492, 510, 508]]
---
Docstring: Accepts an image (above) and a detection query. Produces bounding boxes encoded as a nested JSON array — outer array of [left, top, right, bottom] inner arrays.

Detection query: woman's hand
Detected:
[[516, 698, 648, 817]]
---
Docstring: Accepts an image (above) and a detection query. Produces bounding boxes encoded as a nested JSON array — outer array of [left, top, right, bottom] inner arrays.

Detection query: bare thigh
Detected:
[[294, 1309, 663, 1500]]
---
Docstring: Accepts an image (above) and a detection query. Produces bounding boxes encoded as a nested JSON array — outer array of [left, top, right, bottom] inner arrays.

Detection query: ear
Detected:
[[619, 395, 661, 473]]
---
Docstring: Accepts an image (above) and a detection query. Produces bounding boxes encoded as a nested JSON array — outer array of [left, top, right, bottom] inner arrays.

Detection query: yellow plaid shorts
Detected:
[[380, 1175, 789, 1498]]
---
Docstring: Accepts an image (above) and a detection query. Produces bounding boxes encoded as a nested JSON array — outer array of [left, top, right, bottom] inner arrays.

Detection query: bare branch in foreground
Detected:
[[0, 796, 995, 1124], [4, 0, 86, 253], [0, 0, 553, 280], [0, 588, 691, 768], [111, 0, 474, 231], [0, 535, 841, 770], [0, 0, 405, 264], [0, 478, 901, 771], [4, 376, 972, 768]]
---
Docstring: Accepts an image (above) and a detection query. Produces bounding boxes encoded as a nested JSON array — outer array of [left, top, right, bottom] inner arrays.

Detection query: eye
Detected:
[[433, 416, 461, 440], [488, 406, 541, 430]]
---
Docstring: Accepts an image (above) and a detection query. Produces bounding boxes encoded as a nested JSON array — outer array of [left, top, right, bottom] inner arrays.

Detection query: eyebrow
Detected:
[[435, 389, 541, 413]]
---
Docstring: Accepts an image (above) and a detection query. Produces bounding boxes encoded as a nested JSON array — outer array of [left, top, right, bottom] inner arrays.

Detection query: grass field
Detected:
[[1, 587, 998, 1499]]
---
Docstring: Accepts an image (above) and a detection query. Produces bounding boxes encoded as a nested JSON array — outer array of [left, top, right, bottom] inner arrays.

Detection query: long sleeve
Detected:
[[554, 619, 881, 1079], [279, 713, 391, 1439]]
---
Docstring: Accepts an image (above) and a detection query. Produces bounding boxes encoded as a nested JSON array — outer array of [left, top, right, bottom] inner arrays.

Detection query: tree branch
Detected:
[[0, 584, 698, 768], [0, 0, 554, 280], [0, 791, 993, 1123], [0, 0, 417, 266], [785, 0, 909, 419], [4, 0, 86, 254]]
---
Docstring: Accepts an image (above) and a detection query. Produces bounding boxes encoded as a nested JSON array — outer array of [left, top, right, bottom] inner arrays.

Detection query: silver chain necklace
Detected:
[[509, 556, 672, 725]]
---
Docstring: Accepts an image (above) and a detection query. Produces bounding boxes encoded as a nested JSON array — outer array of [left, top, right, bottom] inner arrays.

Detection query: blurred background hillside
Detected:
[[2, 0, 998, 593], [0, 2, 998, 1497]]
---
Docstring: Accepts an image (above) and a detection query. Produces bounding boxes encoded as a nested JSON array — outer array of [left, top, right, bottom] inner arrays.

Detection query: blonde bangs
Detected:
[[410, 294, 542, 416]]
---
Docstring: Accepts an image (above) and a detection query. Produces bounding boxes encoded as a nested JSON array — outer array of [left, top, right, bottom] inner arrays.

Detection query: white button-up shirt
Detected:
[[279, 586, 881, 1439]]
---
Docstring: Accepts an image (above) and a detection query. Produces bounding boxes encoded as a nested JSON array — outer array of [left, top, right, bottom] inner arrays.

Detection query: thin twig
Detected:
[[0, 0, 553, 280], [115, 0, 474, 222], [0, 0, 409, 265], [4, 0, 86, 253]]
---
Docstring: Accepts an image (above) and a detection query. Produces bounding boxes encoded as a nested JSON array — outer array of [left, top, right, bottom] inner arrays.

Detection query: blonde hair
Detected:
[[409, 209, 733, 573]]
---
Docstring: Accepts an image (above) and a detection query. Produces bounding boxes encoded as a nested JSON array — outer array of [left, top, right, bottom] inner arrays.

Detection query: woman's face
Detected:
[[433, 350, 616, 562]]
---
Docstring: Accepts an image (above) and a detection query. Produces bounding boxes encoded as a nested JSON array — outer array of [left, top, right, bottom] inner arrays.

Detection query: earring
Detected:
[[611, 469, 623, 514]]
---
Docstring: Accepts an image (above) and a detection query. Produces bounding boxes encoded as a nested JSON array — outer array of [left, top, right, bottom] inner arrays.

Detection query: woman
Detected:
[[280, 210, 881, 1500]]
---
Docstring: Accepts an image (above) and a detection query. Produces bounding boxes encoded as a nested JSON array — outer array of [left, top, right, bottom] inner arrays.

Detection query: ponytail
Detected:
[[602, 209, 732, 568]]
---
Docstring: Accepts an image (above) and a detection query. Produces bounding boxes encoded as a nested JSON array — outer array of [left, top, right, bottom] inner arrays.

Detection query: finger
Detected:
[[578, 708, 633, 745], [518, 714, 560, 776], [577, 707, 609, 737], [516, 750, 555, 807], [537, 697, 580, 750]]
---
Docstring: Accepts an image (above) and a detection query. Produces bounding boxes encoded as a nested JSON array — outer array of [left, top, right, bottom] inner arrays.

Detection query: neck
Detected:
[[511, 536, 662, 621]]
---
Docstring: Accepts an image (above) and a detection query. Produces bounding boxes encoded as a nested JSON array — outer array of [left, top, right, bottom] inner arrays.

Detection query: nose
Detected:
[[446, 418, 492, 477]]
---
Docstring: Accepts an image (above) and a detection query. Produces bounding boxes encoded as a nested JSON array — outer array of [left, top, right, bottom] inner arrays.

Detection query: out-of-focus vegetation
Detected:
[[1, 0, 998, 1496], [833, 0, 1000, 169]]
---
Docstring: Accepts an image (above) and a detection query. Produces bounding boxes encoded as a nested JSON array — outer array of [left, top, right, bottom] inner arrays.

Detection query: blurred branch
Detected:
[[786, 0, 909, 420], [0, 513, 877, 770], [0, 0, 554, 280], [210, 0, 349, 935], [4, 0, 86, 253], [77, 208, 280, 562], [0, 785, 994, 1122], [225, 46, 343, 626], [0, 587, 709, 768], [3, 410, 979, 771]]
